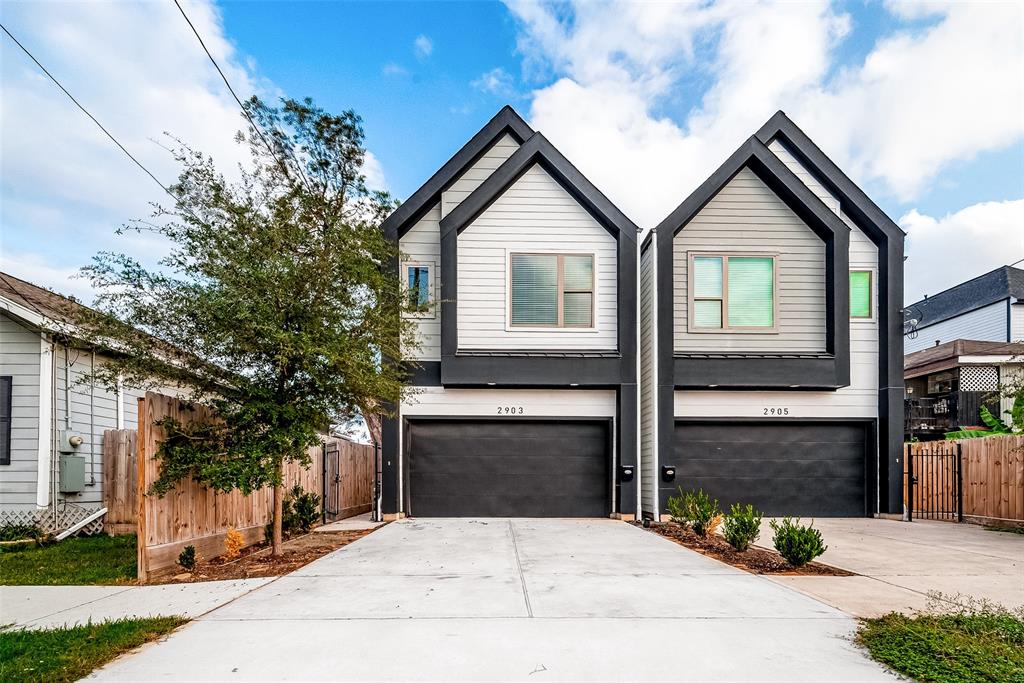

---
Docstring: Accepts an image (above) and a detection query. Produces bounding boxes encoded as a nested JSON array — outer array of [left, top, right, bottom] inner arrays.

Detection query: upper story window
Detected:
[[509, 253, 594, 328], [850, 270, 873, 319], [405, 263, 433, 316], [689, 253, 776, 332]]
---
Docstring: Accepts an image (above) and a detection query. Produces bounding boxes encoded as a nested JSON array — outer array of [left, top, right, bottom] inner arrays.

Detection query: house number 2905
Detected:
[[763, 407, 790, 416], [497, 406, 524, 415]]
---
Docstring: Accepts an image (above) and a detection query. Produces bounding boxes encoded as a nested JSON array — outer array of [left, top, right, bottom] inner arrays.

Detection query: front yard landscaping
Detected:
[[858, 599, 1024, 683], [0, 534, 136, 586], [0, 616, 186, 683]]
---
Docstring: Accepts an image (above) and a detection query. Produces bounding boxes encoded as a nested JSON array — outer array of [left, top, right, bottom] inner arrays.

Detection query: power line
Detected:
[[0, 22, 175, 201], [171, 0, 309, 190]]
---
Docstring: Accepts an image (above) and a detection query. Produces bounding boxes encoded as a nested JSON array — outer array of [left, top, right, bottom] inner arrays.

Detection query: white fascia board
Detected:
[[958, 355, 1019, 365]]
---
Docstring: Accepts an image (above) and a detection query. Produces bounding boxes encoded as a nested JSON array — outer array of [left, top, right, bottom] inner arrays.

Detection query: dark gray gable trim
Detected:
[[653, 134, 851, 390], [438, 132, 638, 387], [382, 106, 533, 241], [440, 132, 639, 241], [753, 110, 905, 516]]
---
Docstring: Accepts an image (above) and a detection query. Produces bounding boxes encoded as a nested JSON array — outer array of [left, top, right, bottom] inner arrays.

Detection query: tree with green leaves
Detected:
[[76, 97, 417, 555]]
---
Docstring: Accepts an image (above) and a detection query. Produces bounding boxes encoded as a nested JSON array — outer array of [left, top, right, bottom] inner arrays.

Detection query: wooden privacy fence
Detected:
[[323, 439, 375, 522], [906, 436, 1024, 524], [118, 392, 374, 582]]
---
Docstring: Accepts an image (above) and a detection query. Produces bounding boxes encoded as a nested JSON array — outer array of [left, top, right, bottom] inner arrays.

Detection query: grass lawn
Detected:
[[0, 617, 185, 683], [859, 604, 1024, 683], [0, 534, 136, 585]]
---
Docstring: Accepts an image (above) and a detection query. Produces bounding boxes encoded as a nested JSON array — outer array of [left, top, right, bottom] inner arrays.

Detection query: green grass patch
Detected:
[[0, 617, 186, 683], [858, 599, 1024, 683], [0, 534, 136, 585]]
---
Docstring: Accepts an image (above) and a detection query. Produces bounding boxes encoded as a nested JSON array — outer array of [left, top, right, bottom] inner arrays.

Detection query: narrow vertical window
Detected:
[[692, 256, 723, 328], [850, 270, 873, 319], [0, 376, 11, 466], [406, 265, 430, 313]]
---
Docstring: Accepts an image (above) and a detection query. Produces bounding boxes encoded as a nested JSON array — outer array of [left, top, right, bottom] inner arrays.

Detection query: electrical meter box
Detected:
[[59, 454, 86, 493]]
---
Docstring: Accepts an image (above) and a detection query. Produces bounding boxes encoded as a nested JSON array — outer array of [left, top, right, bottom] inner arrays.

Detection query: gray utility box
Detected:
[[59, 454, 86, 493]]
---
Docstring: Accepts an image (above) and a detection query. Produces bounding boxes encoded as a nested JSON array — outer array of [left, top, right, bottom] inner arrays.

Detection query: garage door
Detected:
[[674, 421, 869, 517], [407, 419, 610, 517]]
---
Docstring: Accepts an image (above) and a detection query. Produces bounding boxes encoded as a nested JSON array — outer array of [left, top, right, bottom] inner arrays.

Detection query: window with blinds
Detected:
[[689, 253, 776, 331], [0, 376, 11, 466], [850, 270, 873, 319], [510, 253, 594, 327]]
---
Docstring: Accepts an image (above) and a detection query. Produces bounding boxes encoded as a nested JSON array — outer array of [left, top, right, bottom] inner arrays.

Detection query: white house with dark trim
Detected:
[[640, 112, 905, 520], [382, 107, 638, 519]]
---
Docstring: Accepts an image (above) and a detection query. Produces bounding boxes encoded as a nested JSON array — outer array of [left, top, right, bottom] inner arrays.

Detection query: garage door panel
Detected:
[[674, 421, 868, 517], [408, 419, 610, 517]]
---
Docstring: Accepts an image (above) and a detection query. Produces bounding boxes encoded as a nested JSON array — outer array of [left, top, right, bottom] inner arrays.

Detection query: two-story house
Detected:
[[640, 112, 905, 520], [382, 107, 638, 519]]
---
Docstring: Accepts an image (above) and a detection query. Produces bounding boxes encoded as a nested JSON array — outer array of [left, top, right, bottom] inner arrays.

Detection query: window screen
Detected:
[[850, 270, 872, 318], [0, 376, 11, 466]]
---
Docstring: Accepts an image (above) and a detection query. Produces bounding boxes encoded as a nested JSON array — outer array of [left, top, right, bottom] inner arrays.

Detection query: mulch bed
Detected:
[[637, 521, 854, 576], [147, 528, 378, 584]]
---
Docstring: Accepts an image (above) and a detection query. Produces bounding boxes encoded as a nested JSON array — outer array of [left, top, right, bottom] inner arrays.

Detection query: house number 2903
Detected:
[[763, 407, 790, 416], [497, 406, 524, 415]]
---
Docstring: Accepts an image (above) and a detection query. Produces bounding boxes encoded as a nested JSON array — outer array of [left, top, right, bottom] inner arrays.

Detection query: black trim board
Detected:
[[753, 111, 905, 515], [653, 134, 850, 390], [403, 361, 441, 386], [439, 132, 638, 387], [382, 106, 533, 241]]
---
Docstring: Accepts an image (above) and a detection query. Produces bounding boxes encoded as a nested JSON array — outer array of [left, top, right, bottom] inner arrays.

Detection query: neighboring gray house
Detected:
[[640, 111, 905, 520], [0, 272, 146, 530], [904, 265, 1024, 354]]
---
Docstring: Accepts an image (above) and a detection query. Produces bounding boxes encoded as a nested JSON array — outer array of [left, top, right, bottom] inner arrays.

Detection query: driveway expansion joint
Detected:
[[508, 520, 534, 617]]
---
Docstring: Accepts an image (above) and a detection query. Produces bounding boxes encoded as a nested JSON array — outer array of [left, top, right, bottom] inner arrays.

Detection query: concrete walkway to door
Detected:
[[92, 519, 894, 681]]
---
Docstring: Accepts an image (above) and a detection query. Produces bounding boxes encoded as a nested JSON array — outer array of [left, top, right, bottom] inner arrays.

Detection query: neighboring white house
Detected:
[[0, 272, 148, 531], [904, 265, 1024, 354]]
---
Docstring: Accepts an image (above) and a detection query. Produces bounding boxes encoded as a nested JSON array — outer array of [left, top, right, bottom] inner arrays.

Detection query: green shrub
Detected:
[[0, 523, 48, 545], [723, 503, 762, 551], [770, 517, 826, 566], [666, 487, 721, 537], [264, 485, 322, 542], [177, 545, 197, 571]]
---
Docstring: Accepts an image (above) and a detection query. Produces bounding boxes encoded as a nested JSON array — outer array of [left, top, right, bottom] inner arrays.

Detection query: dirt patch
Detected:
[[147, 528, 379, 584], [637, 522, 854, 576]]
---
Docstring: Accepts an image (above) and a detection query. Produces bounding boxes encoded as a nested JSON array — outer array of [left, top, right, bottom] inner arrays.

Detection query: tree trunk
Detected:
[[272, 459, 285, 556]]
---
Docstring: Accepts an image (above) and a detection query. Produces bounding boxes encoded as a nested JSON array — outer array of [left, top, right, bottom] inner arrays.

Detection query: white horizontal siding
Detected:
[[639, 244, 656, 516], [399, 203, 442, 361], [1010, 302, 1024, 342], [457, 164, 618, 351], [674, 192, 880, 420], [905, 300, 1008, 354], [401, 387, 617, 417], [441, 134, 519, 218], [769, 139, 842, 214], [0, 314, 41, 509], [673, 167, 827, 354]]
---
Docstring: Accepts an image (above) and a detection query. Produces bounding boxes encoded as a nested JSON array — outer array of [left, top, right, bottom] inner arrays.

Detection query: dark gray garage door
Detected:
[[407, 419, 610, 517], [674, 421, 869, 517]]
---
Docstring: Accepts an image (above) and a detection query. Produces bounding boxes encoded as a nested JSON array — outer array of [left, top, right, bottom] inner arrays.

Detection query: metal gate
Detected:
[[906, 442, 963, 522], [321, 439, 376, 523]]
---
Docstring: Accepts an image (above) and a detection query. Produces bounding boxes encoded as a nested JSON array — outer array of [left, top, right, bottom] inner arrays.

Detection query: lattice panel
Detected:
[[960, 366, 999, 392], [0, 505, 105, 536]]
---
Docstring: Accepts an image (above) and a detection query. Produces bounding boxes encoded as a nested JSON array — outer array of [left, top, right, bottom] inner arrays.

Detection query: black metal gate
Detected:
[[906, 442, 963, 522]]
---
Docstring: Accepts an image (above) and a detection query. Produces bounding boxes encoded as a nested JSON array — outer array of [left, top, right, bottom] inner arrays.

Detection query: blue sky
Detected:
[[1, 0, 1022, 304]]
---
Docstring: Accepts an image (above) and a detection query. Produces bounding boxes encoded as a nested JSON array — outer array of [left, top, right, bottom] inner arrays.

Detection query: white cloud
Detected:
[[382, 62, 408, 77], [414, 34, 433, 58], [472, 67, 516, 96], [901, 199, 1024, 304], [505, 0, 1024, 227], [362, 151, 388, 192], [0, 250, 97, 302]]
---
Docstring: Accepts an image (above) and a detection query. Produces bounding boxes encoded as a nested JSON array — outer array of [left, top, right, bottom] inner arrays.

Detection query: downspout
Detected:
[[88, 350, 96, 485], [634, 227, 642, 522], [52, 343, 59, 527], [35, 336, 53, 509]]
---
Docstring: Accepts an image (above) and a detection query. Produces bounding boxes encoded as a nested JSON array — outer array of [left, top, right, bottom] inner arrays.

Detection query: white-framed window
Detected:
[[850, 269, 874, 320], [403, 261, 434, 317], [508, 252, 595, 328], [688, 252, 777, 332]]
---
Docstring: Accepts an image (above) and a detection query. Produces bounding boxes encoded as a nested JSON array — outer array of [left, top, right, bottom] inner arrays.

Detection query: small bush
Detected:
[[770, 517, 826, 566], [223, 528, 244, 560], [283, 485, 321, 534], [177, 545, 197, 571], [665, 488, 721, 537], [0, 523, 50, 546], [723, 503, 762, 551]]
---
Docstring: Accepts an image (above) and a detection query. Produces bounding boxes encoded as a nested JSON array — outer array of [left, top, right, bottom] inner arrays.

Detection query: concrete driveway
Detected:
[[766, 518, 1024, 617], [93, 519, 892, 681]]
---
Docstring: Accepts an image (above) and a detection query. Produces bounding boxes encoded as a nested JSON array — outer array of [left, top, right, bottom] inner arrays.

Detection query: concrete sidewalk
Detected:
[[92, 519, 893, 681], [1, 579, 271, 630], [763, 518, 1024, 617]]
